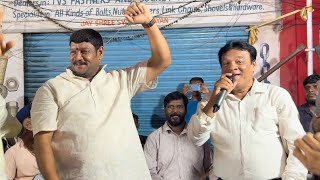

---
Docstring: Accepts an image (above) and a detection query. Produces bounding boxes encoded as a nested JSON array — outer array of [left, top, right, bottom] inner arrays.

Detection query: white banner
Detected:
[[2, 0, 279, 32]]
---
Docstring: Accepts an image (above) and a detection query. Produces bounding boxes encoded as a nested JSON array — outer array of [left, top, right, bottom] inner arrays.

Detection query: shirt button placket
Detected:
[[239, 101, 246, 176], [177, 136, 182, 180], [89, 84, 97, 107]]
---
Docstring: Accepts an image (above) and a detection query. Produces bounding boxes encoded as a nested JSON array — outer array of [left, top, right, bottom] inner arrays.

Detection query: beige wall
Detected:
[[3, 33, 24, 110]]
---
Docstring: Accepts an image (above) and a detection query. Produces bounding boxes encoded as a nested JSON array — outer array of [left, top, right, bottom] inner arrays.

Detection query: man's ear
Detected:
[[98, 46, 104, 59], [252, 60, 257, 71], [22, 118, 32, 131]]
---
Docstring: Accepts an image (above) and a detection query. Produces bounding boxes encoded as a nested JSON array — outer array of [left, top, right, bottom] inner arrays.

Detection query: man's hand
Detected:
[[202, 73, 236, 117], [0, 6, 15, 56], [124, 2, 153, 25], [294, 132, 320, 175], [312, 116, 320, 133], [182, 84, 188, 95], [125, 2, 171, 83], [200, 84, 209, 94]]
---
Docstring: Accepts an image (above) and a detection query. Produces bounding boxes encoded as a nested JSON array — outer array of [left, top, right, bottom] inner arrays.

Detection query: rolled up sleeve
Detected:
[[126, 60, 158, 98], [31, 83, 58, 136]]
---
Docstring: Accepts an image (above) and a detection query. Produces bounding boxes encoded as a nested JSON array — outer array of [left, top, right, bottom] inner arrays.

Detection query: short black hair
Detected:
[[164, 91, 188, 110], [132, 113, 139, 121], [189, 77, 204, 84], [218, 40, 257, 66], [69, 29, 103, 50], [303, 74, 320, 86]]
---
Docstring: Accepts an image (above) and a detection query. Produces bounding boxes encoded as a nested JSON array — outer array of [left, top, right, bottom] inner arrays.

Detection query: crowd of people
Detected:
[[0, 2, 320, 180]]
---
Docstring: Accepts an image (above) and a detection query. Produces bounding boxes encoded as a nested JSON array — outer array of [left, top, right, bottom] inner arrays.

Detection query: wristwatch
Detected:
[[142, 18, 156, 28]]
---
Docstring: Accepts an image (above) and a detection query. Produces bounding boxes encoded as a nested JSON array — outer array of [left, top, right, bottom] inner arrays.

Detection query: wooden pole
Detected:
[[258, 44, 306, 82]]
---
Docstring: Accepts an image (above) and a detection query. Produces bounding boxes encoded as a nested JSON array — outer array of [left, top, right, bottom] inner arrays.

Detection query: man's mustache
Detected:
[[170, 113, 180, 118], [73, 60, 88, 66]]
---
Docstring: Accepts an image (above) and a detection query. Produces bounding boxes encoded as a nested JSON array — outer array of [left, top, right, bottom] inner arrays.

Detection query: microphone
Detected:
[[213, 75, 234, 112]]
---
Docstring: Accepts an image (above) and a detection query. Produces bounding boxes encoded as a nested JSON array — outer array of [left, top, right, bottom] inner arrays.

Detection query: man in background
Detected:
[[133, 113, 147, 147], [297, 74, 320, 132], [182, 77, 209, 123], [144, 91, 212, 180], [5, 103, 41, 179]]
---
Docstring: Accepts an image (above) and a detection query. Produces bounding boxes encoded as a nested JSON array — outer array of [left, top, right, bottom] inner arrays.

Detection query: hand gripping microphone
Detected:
[[213, 75, 234, 113]]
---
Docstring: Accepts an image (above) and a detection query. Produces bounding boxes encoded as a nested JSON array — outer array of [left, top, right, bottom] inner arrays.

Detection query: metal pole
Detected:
[[307, 0, 313, 75]]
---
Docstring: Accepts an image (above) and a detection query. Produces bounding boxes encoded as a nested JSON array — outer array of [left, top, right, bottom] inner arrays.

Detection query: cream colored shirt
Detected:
[[144, 122, 212, 180], [0, 96, 8, 180], [187, 79, 307, 180], [31, 61, 155, 180]]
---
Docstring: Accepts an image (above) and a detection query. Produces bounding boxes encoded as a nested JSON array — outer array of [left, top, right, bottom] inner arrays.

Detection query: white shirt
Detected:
[[31, 61, 155, 180], [187, 79, 307, 180], [144, 122, 212, 180]]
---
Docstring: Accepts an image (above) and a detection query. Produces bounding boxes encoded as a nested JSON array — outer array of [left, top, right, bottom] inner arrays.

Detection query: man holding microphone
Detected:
[[187, 40, 307, 179]]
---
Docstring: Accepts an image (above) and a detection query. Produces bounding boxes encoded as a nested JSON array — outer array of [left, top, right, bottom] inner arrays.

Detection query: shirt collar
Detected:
[[247, 78, 265, 96], [225, 78, 263, 100], [162, 121, 188, 135], [299, 103, 312, 113], [65, 64, 108, 81]]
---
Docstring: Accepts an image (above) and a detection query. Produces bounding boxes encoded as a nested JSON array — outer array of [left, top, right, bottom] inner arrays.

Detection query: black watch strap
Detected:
[[142, 18, 156, 28]]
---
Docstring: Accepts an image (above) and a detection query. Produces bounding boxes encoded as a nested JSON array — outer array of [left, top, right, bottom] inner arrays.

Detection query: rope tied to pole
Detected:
[[247, 6, 314, 45]]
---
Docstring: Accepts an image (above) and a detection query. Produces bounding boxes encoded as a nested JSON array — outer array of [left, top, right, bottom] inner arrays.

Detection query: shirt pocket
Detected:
[[252, 106, 278, 133]]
